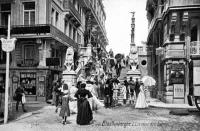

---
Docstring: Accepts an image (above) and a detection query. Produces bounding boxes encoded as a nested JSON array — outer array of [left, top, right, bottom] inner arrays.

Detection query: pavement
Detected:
[[13, 98, 197, 122], [0, 97, 197, 125], [1, 100, 200, 131], [147, 98, 196, 109]]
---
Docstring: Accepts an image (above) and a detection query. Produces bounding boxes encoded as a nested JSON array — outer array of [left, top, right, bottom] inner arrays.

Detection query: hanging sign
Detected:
[[1, 38, 16, 52]]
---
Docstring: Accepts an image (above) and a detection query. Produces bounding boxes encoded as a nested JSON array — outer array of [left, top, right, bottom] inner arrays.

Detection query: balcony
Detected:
[[164, 0, 200, 10], [63, 0, 81, 27], [87, 2, 108, 44], [0, 24, 78, 49], [148, 5, 163, 33]]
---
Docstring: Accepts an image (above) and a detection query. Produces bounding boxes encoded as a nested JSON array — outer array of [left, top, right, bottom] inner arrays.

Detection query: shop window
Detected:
[[23, 2, 35, 25], [20, 73, 36, 95]]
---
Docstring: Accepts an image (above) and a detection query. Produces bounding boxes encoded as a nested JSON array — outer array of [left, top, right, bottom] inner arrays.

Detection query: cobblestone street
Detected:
[[0, 103, 200, 131]]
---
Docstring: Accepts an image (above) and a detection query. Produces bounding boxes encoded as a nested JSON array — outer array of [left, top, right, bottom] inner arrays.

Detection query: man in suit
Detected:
[[105, 73, 113, 108], [115, 62, 122, 77], [135, 78, 140, 98]]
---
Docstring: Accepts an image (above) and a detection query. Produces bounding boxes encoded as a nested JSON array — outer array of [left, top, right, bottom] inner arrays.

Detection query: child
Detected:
[[59, 83, 71, 125]]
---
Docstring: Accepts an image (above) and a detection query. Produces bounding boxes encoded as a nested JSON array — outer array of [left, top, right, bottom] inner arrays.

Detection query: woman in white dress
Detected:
[[135, 82, 148, 108], [85, 81, 104, 110], [120, 82, 127, 105], [68, 83, 78, 114]]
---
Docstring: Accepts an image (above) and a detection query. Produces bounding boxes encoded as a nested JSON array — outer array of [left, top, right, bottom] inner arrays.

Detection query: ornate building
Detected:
[[0, 0, 108, 102], [146, 0, 200, 104]]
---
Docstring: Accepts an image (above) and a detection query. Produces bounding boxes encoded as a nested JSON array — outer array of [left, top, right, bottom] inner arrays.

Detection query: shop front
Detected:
[[163, 60, 186, 103]]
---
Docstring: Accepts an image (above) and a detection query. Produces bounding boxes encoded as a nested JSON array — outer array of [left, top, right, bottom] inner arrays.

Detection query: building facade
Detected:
[[0, 0, 108, 103], [80, 0, 108, 77], [137, 45, 149, 77], [146, 0, 200, 103]]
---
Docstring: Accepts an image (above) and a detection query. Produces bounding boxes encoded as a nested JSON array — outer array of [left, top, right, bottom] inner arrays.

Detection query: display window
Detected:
[[20, 72, 36, 95]]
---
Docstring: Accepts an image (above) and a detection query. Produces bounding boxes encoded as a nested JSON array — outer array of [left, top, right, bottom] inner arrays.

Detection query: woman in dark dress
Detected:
[[75, 83, 93, 125]]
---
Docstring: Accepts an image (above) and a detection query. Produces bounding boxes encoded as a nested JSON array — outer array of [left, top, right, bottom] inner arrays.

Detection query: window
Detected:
[[51, 8, 55, 25], [0, 3, 11, 26], [73, 27, 76, 41], [191, 26, 198, 42], [55, 12, 59, 26], [0, 47, 6, 64], [69, 24, 72, 38], [64, 20, 68, 34], [77, 33, 81, 44], [23, 2, 35, 25], [24, 45, 35, 61]]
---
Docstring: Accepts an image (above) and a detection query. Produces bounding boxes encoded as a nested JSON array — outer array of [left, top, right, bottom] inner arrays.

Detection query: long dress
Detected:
[[86, 84, 104, 109], [75, 88, 93, 125], [135, 85, 148, 109], [121, 85, 127, 100], [59, 91, 70, 117]]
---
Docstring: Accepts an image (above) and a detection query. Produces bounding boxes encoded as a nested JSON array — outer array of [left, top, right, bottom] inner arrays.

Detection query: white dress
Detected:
[[69, 85, 78, 113], [135, 85, 148, 108], [86, 84, 104, 109], [121, 85, 127, 100]]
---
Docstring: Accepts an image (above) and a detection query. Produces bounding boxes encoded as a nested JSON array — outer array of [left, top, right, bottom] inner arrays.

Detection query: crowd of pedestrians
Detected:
[[49, 71, 149, 125]]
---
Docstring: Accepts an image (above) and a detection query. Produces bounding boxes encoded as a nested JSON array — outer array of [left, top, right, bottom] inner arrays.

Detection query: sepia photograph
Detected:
[[0, 0, 200, 131]]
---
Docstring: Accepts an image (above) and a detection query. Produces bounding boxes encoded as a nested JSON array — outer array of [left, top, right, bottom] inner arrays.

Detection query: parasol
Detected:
[[141, 76, 156, 87]]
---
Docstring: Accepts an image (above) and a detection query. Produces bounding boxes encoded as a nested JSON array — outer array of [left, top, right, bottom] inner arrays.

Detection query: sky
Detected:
[[103, 0, 148, 56]]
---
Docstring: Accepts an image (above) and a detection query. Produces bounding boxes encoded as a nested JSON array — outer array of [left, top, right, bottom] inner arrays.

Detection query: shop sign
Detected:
[[165, 50, 185, 58], [1, 38, 16, 52], [174, 84, 184, 98], [190, 41, 200, 55], [170, 64, 185, 84]]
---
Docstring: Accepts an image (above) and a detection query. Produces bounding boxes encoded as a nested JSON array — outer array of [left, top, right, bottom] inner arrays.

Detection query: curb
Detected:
[[148, 104, 196, 109]]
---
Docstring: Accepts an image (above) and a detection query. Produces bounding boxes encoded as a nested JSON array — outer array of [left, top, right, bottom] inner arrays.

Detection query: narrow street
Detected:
[[1, 103, 200, 131]]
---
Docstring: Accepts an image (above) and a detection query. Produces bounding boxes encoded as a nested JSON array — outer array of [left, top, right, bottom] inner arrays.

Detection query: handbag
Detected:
[[22, 94, 26, 104]]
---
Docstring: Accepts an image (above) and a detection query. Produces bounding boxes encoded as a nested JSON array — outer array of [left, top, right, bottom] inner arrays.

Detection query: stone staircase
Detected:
[[112, 66, 131, 105]]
